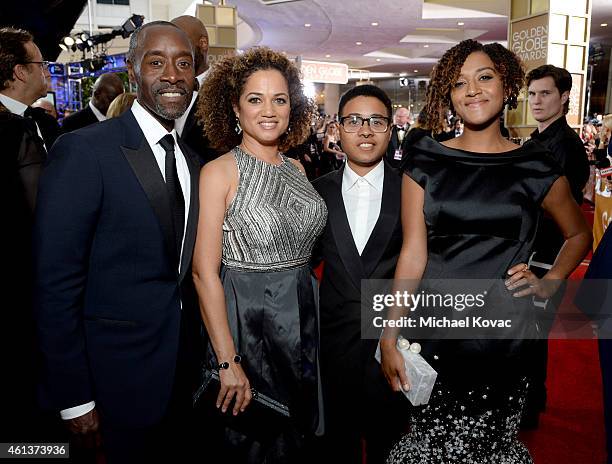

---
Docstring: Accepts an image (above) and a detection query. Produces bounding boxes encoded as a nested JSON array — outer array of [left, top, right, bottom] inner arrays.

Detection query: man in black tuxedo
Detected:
[[385, 106, 411, 169], [172, 15, 218, 165], [60, 72, 124, 133], [0, 26, 56, 442], [313, 85, 405, 463], [34, 21, 202, 462]]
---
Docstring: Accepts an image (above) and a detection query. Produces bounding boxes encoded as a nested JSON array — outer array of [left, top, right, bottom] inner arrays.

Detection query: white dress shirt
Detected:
[[59, 99, 191, 421], [342, 160, 384, 255], [175, 70, 208, 137], [0, 92, 47, 151], [88, 100, 106, 122]]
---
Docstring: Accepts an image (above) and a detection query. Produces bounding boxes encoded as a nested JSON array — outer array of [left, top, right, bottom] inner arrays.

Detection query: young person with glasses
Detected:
[[312, 84, 404, 464]]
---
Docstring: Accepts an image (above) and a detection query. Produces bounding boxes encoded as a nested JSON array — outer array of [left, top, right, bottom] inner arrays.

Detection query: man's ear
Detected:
[[127, 61, 136, 86], [199, 36, 209, 54], [561, 90, 570, 105], [12, 63, 27, 84]]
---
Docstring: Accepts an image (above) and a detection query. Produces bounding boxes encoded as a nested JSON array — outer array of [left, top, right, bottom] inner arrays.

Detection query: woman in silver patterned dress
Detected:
[[192, 47, 327, 463], [381, 40, 591, 463]]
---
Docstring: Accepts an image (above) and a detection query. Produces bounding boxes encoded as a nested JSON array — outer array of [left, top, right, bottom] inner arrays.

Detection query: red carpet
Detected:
[[521, 202, 607, 464]]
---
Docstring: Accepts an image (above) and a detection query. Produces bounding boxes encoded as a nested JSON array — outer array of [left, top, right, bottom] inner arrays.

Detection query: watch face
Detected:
[[233, 355, 242, 363]]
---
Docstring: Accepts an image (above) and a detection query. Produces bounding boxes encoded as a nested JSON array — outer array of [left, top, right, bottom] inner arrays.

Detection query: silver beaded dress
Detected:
[[214, 146, 327, 462], [387, 137, 562, 464]]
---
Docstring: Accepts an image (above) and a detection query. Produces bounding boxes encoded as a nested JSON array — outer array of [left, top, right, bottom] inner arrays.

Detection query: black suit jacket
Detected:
[[312, 162, 404, 458], [180, 96, 220, 166], [34, 110, 201, 428], [1, 103, 47, 428], [385, 125, 410, 169], [313, 161, 402, 366], [28, 106, 61, 148], [60, 105, 99, 133]]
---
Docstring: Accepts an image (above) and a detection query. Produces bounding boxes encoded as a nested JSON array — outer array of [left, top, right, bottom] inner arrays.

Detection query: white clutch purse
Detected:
[[375, 336, 438, 406]]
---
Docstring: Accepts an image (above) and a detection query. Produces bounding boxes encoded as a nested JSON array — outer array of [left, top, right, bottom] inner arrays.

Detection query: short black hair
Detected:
[[0, 27, 33, 91], [126, 21, 190, 73], [526, 64, 572, 114], [338, 84, 392, 119]]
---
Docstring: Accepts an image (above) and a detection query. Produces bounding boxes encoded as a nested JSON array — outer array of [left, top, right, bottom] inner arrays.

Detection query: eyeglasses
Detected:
[[339, 115, 391, 133], [22, 60, 50, 70]]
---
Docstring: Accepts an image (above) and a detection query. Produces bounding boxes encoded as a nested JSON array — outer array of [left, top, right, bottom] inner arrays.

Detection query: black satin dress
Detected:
[[388, 137, 562, 463]]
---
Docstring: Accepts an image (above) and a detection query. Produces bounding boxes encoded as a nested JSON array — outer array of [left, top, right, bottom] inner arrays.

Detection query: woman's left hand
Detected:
[[505, 263, 561, 299]]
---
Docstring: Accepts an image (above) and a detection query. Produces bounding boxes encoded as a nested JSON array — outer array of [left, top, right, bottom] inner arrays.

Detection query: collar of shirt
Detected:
[[530, 115, 567, 140], [0, 93, 28, 116], [196, 70, 208, 87], [131, 99, 190, 272], [342, 160, 384, 193], [89, 100, 106, 122], [132, 99, 178, 149]]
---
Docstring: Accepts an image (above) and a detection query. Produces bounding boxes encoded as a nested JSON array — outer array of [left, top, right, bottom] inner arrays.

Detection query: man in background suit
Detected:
[[60, 72, 124, 133], [0, 26, 55, 442], [385, 106, 411, 169], [34, 21, 202, 462], [313, 85, 404, 463], [172, 15, 218, 165], [523, 64, 590, 428]]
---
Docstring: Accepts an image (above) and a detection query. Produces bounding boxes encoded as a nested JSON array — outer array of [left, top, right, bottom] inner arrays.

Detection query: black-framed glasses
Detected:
[[339, 115, 391, 133], [22, 60, 50, 70]]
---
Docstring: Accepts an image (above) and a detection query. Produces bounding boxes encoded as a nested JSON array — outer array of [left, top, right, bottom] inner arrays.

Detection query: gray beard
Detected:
[[153, 98, 190, 120]]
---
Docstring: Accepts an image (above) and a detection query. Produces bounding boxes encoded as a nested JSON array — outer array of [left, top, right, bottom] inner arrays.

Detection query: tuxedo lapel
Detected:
[[182, 97, 199, 137], [119, 112, 179, 271], [177, 139, 200, 282], [327, 167, 365, 290], [361, 162, 401, 277]]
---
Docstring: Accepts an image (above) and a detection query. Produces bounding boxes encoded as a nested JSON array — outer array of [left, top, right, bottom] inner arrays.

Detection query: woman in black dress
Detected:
[[382, 40, 591, 463]]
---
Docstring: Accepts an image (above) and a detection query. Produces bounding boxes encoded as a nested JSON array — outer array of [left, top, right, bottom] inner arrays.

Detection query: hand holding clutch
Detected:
[[376, 336, 438, 406]]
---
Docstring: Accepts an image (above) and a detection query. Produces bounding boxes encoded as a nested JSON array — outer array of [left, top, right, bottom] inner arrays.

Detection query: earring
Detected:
[[235, 117, 242, 135]]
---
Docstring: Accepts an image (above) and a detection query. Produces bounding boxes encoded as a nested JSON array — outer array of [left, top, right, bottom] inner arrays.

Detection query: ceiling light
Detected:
[[457, 21, 465, 26], [424, 44, 429, 48], [602, 23, 608, 27], [414, 69, 418, 72], [304, 23, 311, 27], [62, 36, 75, 46], [325, 54, 331, 58], [376, 58, 381, 62], [75, 37, 83, 44], [371, 22, 379, 26], [356, 41, 362, 45]]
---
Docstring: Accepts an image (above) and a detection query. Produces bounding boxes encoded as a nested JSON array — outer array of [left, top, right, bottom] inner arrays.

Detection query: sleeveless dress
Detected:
[[215, 146, 327, 462], [387, 137, 562, 464]]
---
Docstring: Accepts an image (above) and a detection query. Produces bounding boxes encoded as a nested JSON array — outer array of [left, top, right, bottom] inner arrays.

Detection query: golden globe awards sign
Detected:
[[301, 60, 349, 84], [510, 14, 549, 70]]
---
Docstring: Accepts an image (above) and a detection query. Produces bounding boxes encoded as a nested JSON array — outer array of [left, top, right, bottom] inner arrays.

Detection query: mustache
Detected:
[[153, 83, 189, 95]]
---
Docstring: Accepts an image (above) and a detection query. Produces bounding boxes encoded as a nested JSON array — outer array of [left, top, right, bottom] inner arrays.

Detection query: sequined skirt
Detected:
[[387, 377, 532, 464]]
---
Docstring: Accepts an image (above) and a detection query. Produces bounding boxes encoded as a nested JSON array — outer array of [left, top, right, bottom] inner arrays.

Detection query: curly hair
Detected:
[[422, 39, 525, 134], [0, 27, 33, 91], [196, 47, 313, 153]]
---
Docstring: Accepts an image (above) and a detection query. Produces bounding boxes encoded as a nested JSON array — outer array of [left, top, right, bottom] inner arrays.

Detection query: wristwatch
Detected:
[[218, 354, 242, 370]]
